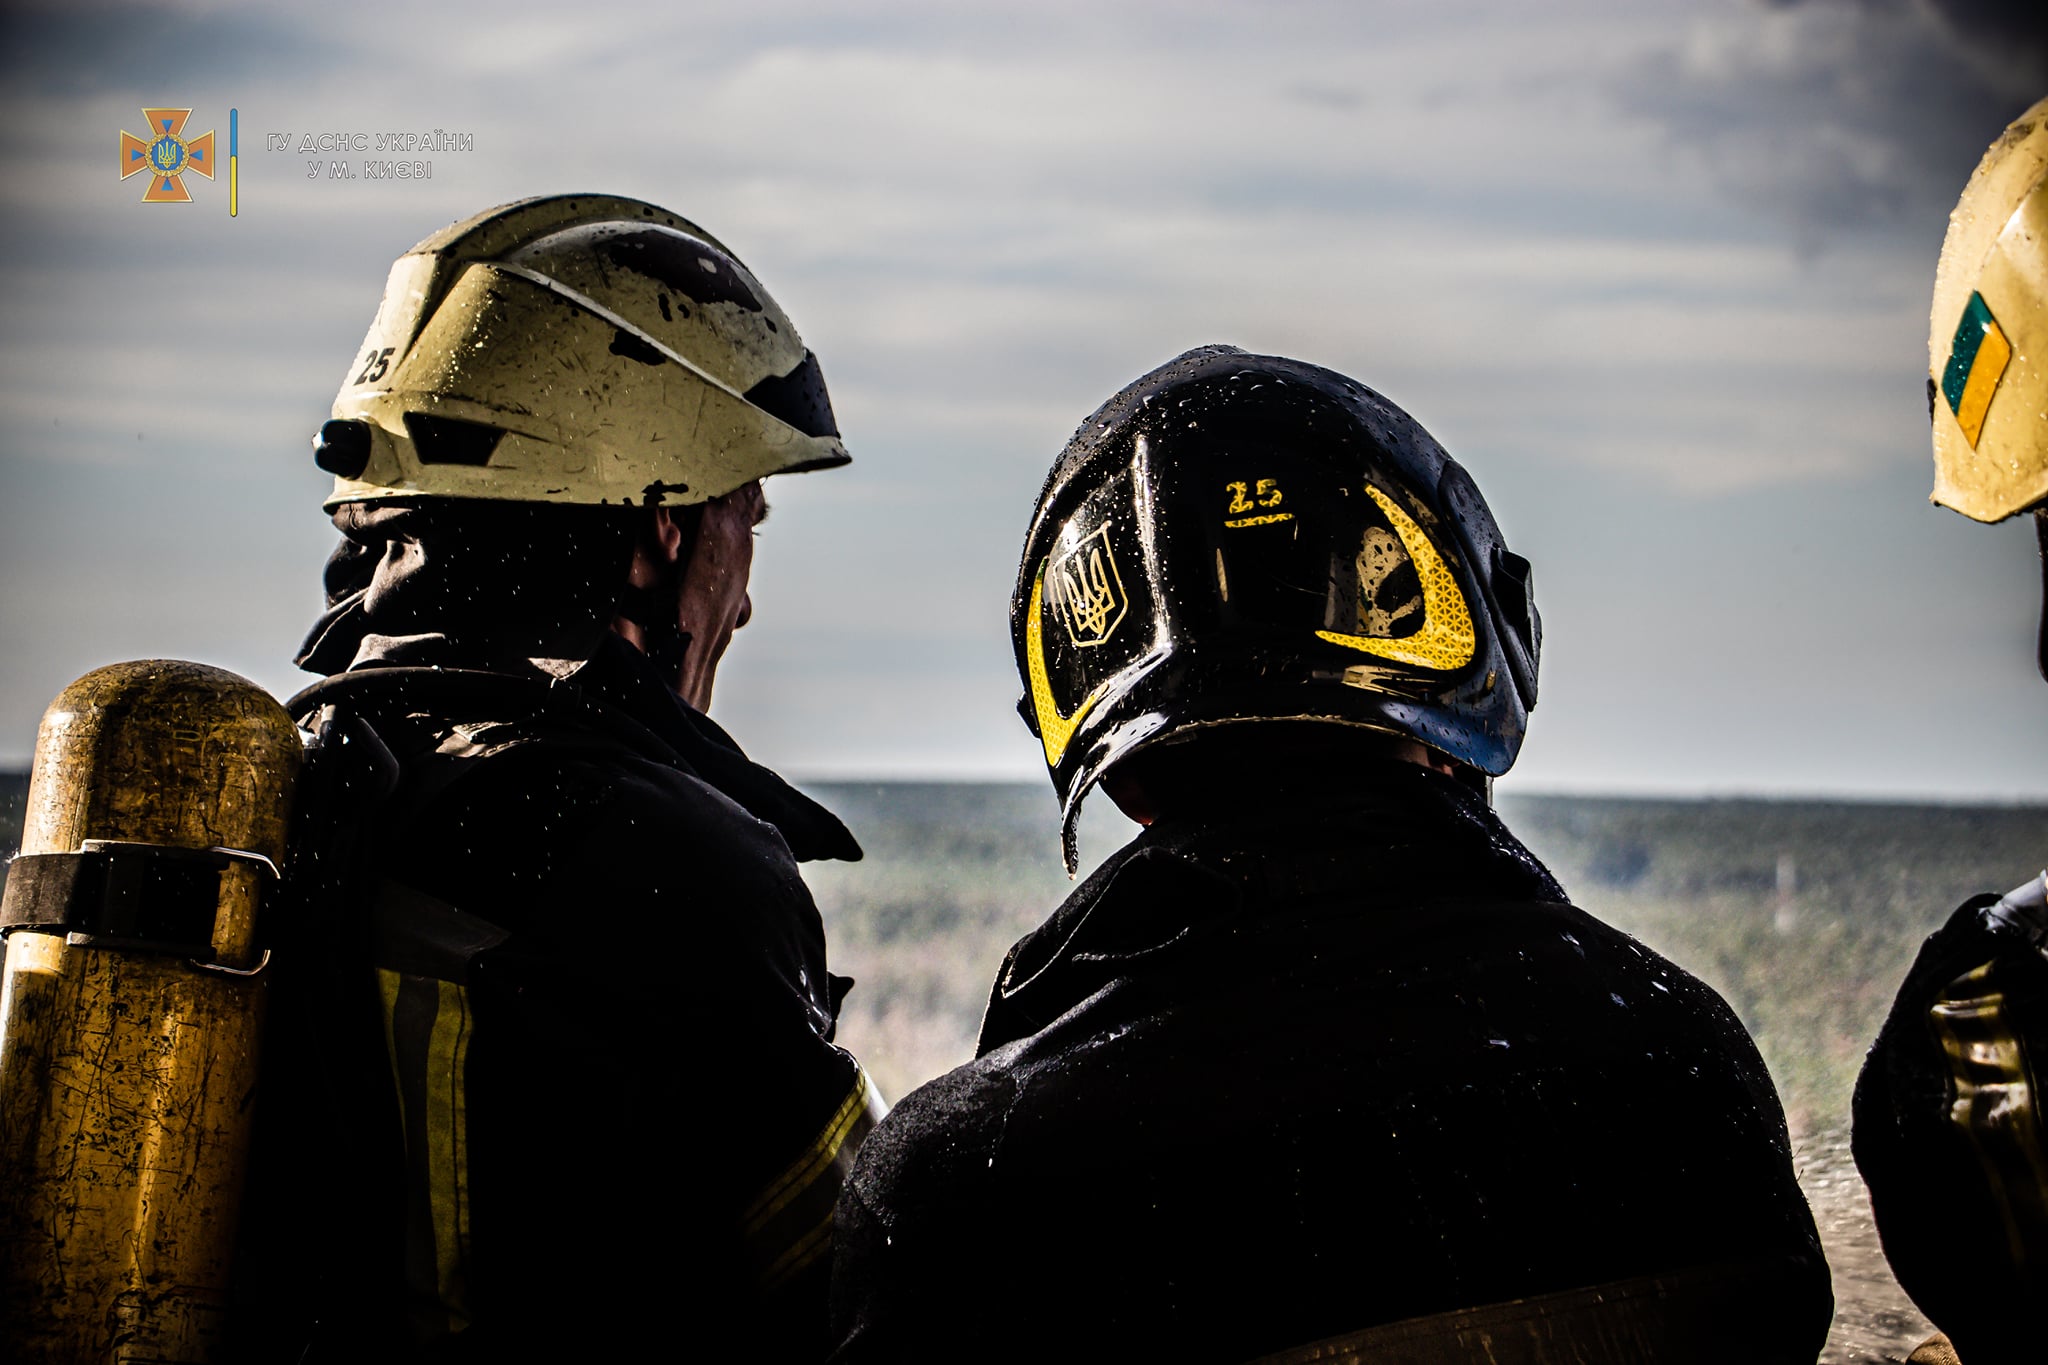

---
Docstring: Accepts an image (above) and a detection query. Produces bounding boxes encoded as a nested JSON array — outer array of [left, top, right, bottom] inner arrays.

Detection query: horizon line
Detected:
[[0, 767, 2041, 809], [785, 776, 2048, 808]]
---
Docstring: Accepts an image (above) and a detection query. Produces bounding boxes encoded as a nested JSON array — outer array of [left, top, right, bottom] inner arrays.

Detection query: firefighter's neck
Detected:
[[613, 487, 762, 711], [1102, 730, 1456, 827]]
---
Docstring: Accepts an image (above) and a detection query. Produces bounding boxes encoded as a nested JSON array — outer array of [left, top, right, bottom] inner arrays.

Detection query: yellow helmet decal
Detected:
[[1026, 563, 1108, 769], [1315, 484, 1477, 672]]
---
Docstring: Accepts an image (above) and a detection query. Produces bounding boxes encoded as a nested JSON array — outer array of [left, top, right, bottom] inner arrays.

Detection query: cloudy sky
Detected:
[[1, 0, 2045, 800]]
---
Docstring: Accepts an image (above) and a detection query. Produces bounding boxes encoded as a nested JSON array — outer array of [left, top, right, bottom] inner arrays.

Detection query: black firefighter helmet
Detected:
[[1012, 346, 1541, 871]]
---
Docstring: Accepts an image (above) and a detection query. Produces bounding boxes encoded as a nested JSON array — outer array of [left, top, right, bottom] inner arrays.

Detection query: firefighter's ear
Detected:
[[647, 506, 686, 568], [625, 509, 685, 594]]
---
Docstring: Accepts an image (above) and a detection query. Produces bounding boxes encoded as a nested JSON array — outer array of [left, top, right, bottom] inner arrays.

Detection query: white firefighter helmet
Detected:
[[314, 194, 849, 509], [1930, 96, 2048, 523]]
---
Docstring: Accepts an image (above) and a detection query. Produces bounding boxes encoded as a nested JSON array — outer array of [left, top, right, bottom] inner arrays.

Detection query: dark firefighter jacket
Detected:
[[231, 631, 871, 1363], [1854, 889, 2048, 1365], [828, 764, 1832, 1364]]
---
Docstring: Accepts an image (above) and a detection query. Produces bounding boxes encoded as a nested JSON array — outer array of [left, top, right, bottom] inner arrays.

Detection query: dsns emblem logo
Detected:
[[120, 108, 215, 204], [1048, 523, 1127, 648]]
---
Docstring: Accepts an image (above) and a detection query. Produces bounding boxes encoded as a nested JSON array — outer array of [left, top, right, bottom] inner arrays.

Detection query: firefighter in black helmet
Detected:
[[227, 196, 881, 1362], [827, 347, 1833, 1364], [1852, 96, 2048, 1365]]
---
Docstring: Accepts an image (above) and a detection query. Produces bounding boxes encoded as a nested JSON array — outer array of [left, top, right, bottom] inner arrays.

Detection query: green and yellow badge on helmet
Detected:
[[1941, 291, 2013, 451]]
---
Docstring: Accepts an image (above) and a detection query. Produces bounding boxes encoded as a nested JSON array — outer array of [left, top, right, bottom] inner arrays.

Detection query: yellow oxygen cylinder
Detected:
[[0, 660, 301, 1363]]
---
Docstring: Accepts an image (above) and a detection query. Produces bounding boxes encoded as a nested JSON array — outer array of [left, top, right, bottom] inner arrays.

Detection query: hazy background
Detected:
[[1, 0, 2046, 801]]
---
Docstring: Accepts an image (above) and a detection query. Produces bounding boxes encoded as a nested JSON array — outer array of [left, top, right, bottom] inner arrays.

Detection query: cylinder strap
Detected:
[[0, 841, 272, 957]]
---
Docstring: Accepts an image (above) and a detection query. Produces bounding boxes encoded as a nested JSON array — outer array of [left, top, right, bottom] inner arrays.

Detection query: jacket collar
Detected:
[[304, 632, 862, 865], [564, 635, 862, 864], [979, 765, 1559, 1051]]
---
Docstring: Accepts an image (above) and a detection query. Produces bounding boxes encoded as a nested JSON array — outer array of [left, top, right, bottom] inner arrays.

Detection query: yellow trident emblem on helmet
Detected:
[[1026, 522, 1129, 769], [1049, 524, 1128, 647]]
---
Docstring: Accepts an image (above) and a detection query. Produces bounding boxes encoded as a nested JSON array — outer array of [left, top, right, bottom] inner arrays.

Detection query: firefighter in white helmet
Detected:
[[1853, 97, 2048, 1365], [229, 195, 881, 1362]]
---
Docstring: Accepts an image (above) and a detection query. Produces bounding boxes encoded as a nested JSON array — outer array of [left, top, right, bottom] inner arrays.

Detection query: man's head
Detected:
[[1927, 96, 2048, 679], [615, 480, 766, 710], [1011, 346, 1540, 870], [302, 195, 847, 700]]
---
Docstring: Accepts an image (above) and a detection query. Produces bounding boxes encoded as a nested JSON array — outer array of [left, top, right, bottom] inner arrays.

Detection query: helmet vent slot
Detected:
[[405, 412, 504, 466]]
